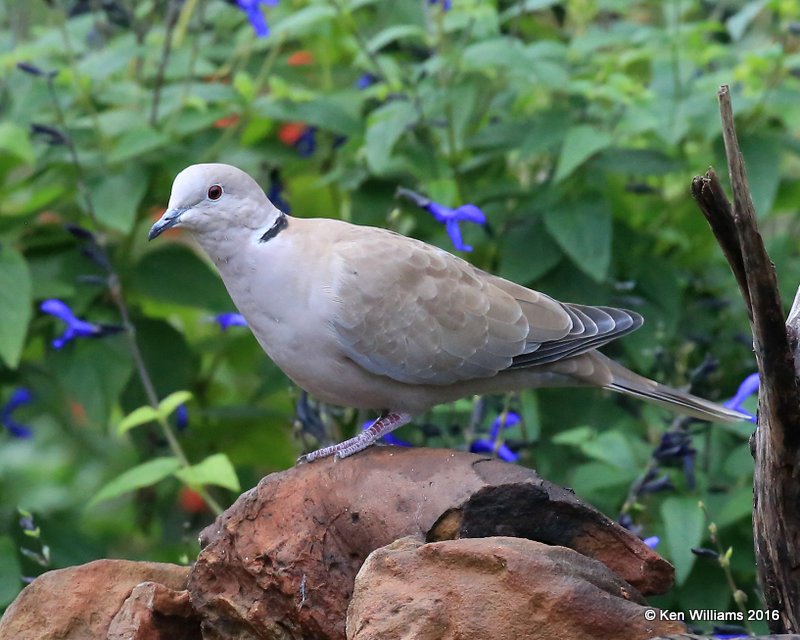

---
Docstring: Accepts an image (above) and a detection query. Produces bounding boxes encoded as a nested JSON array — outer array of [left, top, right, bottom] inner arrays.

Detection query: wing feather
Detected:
[[329, 227, 642, 386]]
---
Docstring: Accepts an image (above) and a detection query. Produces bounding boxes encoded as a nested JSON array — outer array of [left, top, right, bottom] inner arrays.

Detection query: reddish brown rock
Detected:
[[346, 536, 684, 640], [107, 581, 200, 640], [190, 447, 672, 640], [0, 559, 190, 640]]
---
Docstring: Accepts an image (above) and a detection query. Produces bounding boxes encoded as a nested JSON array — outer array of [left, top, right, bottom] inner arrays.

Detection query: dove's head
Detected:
[[149, 163, 278, 241]]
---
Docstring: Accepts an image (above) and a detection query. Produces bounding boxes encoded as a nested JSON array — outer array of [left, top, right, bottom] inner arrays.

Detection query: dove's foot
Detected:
[[298, 412, 412, 463]]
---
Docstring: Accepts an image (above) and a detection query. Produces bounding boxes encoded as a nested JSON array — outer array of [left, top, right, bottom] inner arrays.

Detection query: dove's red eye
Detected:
[[208, 185, 223, 200]]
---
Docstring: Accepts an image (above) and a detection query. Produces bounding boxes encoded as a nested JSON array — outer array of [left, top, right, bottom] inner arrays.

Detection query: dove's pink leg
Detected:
[[300, 412, 412, 462]]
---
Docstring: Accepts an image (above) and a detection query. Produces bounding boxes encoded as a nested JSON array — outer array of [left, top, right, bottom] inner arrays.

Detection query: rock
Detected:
[[346, 536, 684, 640], [107, 581, 200, 640], [190, 447, 672, 640], [0, 559, 191, 640]]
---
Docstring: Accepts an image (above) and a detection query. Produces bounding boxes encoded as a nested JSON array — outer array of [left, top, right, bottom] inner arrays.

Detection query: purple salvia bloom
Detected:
[[470, 438, 518, 462], [356, 73, 376, 89], [40, 299, 105, 349], [428, 0, 452, 10], [470, 410, 521, 462], [396, 187, 488, 252], [2, 388, 34, 438], [267, 171, 291, 213], [425, 202, 487, 252], [175, 405, 189, 432], [295, 126, 317, 157], [362, 420, 412, 447], [235, 0, 279, 38], [723, 372, 758, 423], [643, 536, 660, 549], [215, 312, 248, 330], [489, 410, 521, 440]]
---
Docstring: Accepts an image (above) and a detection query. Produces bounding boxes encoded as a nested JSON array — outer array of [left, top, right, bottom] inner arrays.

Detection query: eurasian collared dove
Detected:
[[149, 164, 746, 461]]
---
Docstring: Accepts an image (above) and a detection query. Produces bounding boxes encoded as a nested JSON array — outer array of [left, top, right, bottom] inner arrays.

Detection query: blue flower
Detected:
[[356, 73, 377, 89], [40, 299, 108, 349], [215, 312, 248, 330], [267, 171, 291, 213], [724, 372, 758, 423], [295, 126, 317, 157], [397, 187, 487, 252], [175, 405, 189, 432], [653, 430, 696, 488], [362, 419, 412, 447], [618, 514, 643, 538], [2, 388, 34, 438], [470, 410, 520, 462], [427, 202, 486, 252], [235, 0, 278, 38], [428, 0, 452, 10], [643, 535, 660, 550]]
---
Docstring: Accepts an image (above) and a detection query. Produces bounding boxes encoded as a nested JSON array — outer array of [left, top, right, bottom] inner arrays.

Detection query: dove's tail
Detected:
[[598, 353, 747, 423]]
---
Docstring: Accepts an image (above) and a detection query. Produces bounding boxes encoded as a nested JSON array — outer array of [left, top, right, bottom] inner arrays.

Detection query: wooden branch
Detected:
[[690, 170, 751, 319], [692, 84, 800, 633]]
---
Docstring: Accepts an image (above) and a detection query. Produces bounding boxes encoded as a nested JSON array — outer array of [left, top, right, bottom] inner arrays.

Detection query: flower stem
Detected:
[[43, 71, 224, 516]]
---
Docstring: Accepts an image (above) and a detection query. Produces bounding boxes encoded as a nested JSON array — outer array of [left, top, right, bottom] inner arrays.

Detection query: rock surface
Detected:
[[108, 580, 199, 640], [190, 446, 672, 640], [346, 536, 685, 640], [0, 559, 193, 640]]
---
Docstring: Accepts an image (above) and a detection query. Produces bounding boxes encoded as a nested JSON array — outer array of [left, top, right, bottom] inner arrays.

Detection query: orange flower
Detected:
[[214, 114, 241, 129], [278, 122, 307, 146], [69, 400, 88, 426], [36, 211, 63, 225], [179, 487, 209, 513], [287, 50, 314, 66]]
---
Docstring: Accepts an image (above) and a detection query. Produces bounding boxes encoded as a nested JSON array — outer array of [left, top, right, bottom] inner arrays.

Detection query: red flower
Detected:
[[179, 487, 209, 513], [214, 114, 241, 129], [278, 122, 307, 146], [287, 50, 314, 66]]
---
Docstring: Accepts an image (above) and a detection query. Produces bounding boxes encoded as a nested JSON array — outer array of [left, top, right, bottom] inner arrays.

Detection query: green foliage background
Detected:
[[2, 0, 799, 629]]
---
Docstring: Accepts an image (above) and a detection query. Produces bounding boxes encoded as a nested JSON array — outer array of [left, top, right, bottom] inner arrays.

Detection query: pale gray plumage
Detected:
[[149, 163, 746, 461]]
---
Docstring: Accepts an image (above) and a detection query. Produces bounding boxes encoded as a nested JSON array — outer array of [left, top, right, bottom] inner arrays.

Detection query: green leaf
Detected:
[[271, 6, 335, 39], [108, 126, 169, 163], [0, 122, 35, 165], [499, 218, 562, 283], [661, 496, 704, 585], [462, 37, 529, 73], [543, 200, 611, 282], [117, 405, 160, 435], [233, 70, 256, 102], [89, 166, 148, 234], [499, 0, 559, 22], [132, 245, 231, 310], [52, 337, 133, 428], [554, 125, 613, 182], [726, 0, 767, 41], [158, 390, 193, 420], [739, 132, 782, 216], [174, 453, 240, 491], [89, 457, 181, 507], [0, 535, 21, 607], [367, 25, 425, 53], [715, 486, 754, 529], [0, 246, 32, 368], [253, 97, 360, 136], [365, 100, 417, 174]]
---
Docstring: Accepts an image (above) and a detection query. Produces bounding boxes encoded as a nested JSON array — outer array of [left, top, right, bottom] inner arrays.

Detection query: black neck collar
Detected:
[[259, 211, 288, 243]]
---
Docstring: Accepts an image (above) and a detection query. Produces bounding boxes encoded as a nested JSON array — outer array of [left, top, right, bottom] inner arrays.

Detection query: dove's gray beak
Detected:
[[148, 207, 187, 240]]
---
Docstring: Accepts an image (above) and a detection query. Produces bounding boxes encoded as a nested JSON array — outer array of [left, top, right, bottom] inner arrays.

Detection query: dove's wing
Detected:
[[329, 227, 642, 386]]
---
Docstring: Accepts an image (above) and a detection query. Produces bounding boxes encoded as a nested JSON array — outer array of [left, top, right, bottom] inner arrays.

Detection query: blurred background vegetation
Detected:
[[2, 0, 799, 632]]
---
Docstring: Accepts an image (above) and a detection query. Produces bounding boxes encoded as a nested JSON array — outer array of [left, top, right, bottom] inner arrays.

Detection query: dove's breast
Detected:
[[204, 218, 408, 410]]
